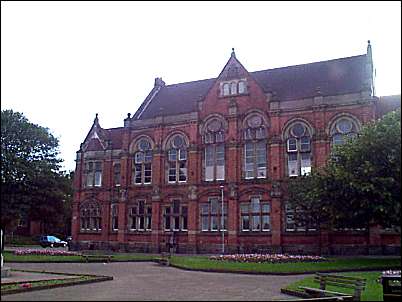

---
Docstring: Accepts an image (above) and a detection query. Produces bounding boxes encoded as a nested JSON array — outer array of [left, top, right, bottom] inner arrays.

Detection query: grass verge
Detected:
[[168, 256, 401, 274], [1, 271, 113, 296], [282, 271, 384, 301]]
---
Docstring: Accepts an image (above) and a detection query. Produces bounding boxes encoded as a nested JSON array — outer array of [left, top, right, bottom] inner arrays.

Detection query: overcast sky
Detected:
[[2, 1, 401, 172]]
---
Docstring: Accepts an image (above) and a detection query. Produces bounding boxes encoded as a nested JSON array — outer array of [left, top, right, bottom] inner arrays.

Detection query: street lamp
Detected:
[[220, 185, 225, 255]]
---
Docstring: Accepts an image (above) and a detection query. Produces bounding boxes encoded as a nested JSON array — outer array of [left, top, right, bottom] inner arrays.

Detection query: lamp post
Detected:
[[220, 185, 225, 255]]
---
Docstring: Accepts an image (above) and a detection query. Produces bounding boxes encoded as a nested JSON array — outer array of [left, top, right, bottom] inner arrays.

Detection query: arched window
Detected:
[[167, 134, 187, 183], [285, 122, 312, 177], [133, 138, 152, 185], [243, 115, 267, 179], [203, 118, 225, 181], [80, 202, 102, 232], [238, 81, 247, 94], [223, 83, 230, 96], [230, 82, 237, 95], [330, 117, 359, 146]]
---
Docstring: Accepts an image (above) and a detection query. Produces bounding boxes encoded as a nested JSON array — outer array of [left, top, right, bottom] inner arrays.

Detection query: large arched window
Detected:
[[203, 118, 225, 181], [167, 134, 187, 183], [285, 121, 312, 177], [80, 202, 102, 232], [243, 114, 267, 179], [133, 138, 153, 185], [330, 117, 359, 146]]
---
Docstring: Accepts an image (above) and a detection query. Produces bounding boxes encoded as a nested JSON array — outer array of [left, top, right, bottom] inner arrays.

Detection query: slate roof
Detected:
[[133, 54, 369, 120], [377, 95, 401, 118]]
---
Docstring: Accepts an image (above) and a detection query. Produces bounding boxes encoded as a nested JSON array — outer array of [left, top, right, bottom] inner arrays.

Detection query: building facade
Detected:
[[71, 43, 400, 255]]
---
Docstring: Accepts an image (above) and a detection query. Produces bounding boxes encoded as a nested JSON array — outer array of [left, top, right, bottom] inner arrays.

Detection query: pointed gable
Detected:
[[217, 48, 250, 81], [81, 114, 109, 151]]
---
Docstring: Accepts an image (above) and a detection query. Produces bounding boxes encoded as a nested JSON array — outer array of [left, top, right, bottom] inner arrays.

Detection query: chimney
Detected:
[[154, 77, 165, 87]]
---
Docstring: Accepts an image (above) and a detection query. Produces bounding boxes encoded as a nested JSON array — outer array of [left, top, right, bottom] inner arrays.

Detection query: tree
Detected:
[[1, 109, 72, 235], [288, 109, 401, 230]]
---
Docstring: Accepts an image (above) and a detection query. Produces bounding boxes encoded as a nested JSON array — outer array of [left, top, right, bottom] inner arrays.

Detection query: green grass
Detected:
[[283, 271, 384, 301], [169, 256, 401, 274], [3, 251, 157, 262]]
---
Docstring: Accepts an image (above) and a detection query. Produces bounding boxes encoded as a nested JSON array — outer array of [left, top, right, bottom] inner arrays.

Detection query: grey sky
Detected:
[[1, 1, 401, 172]]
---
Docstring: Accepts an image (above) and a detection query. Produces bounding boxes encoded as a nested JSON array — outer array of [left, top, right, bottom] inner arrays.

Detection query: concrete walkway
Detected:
[[2, 262, 311, 301]]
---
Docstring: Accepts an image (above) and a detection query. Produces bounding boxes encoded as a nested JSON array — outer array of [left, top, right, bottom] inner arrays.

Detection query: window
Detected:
[[128, 201, 152, 231], [285, 203, 316, 232], [113, 163, 121, 186], [238, 81, 247, 94], [200, 197, 227, 231], [133, 138, 152, 185], [203, 119, 225, 181], [243, 115, 267, 179], [111, 204, 119, 231], [221, 80, 247, 96], [286, 123, 312, 177], [163, 200, 188, 231], [330, 118, 359, 146], [84, 161, 103, 187], [240, 197, 270, 232], [167, 135, 187, 183], [80, 202, 102, 232]]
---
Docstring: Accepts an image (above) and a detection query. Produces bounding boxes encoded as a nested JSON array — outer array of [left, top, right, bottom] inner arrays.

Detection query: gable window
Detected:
[[167, 135, 187, 183], [221, 79, 248, 96], [85, 161, 102, 187], [113, 163, 121, 186], [330, 117, 359, 146], [203, 119, 225, 181], [240, 197, 270, 232], [80, 202, 102, 232], [163, 200, 188, 231], [128, 200, 152, 231], [133, 138, 152, 185], [200, 197, 227, 232], [111, 204, 119, 231], [243, 115, 267, 179], [286, 122, 312, 177]]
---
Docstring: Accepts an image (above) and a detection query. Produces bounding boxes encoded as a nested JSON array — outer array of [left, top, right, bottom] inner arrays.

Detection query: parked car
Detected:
[[39, 235, 68, 248]]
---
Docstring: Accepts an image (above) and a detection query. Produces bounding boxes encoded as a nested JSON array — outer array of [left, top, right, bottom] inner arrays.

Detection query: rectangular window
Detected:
[[178, 162, 187, 182], [201, 204, 209, 231], [288, 153, 298, 177], [300, 137, 311, 152], [200, 198, 227, 232], [144, 163, 152, 184], [216, 144, 225, 180], [114, 163, 121, 186], [111, 204, 119, 231], [164, 207, 171, 230], [146, 206, 152, 230], [168, 162, 176, 183], [245, 142, 255, 179], [164, 201, 187, 232], [287, 138, 298, 152], [94, 162, 102, 187], [205, 145, 214, 181], [300, 153, 311, 176], [135, 164, 142, 184], [86, 162, 94, 187], [240, 200, 270, 232], [256, 141, 267, 178]]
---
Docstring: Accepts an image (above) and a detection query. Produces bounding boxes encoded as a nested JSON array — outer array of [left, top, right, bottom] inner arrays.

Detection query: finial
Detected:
[[367, 40, 371, 45], [231, 48, 236, 57], [127, 113, 131, 119]]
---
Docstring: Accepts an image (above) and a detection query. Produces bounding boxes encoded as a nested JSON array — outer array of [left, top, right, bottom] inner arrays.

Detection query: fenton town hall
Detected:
[[71, 42, 400, 255]]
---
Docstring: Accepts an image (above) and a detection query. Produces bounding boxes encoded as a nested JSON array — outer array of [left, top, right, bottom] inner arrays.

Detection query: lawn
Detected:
[[283, 271, 384, 301], [169, 256, 401, 274], [3, 251, 157, 262]]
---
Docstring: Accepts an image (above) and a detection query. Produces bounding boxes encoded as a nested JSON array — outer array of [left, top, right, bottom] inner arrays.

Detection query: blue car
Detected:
[[39, 235, 68, 248]]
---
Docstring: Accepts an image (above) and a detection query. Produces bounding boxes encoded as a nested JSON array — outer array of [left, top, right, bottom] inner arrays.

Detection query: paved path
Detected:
[[2, 262, 311, 301]]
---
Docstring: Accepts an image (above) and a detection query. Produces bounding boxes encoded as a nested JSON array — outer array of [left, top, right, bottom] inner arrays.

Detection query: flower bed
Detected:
[[13, 249, 81, 256], [209, 253, 326, 263]]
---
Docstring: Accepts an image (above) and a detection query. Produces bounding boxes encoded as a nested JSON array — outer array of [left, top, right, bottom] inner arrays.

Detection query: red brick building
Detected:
[[71, 43, 400, 255]]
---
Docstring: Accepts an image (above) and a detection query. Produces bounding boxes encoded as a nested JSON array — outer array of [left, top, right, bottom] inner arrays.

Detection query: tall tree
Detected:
[[1, 109, 68, 233], [288, 109, 401, 230]]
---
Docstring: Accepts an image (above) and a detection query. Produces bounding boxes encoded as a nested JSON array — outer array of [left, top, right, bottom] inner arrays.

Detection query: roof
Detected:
[[133, 54, 369, 120], [377, 95, 401, 118]]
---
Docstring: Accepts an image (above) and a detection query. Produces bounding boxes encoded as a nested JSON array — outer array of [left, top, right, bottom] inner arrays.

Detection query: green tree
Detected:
[[288, 109, 401, 230], [1, 109, 72, 235]]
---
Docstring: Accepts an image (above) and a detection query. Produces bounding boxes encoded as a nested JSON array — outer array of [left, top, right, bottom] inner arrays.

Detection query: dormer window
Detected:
[[221, 79, 247, 97]]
